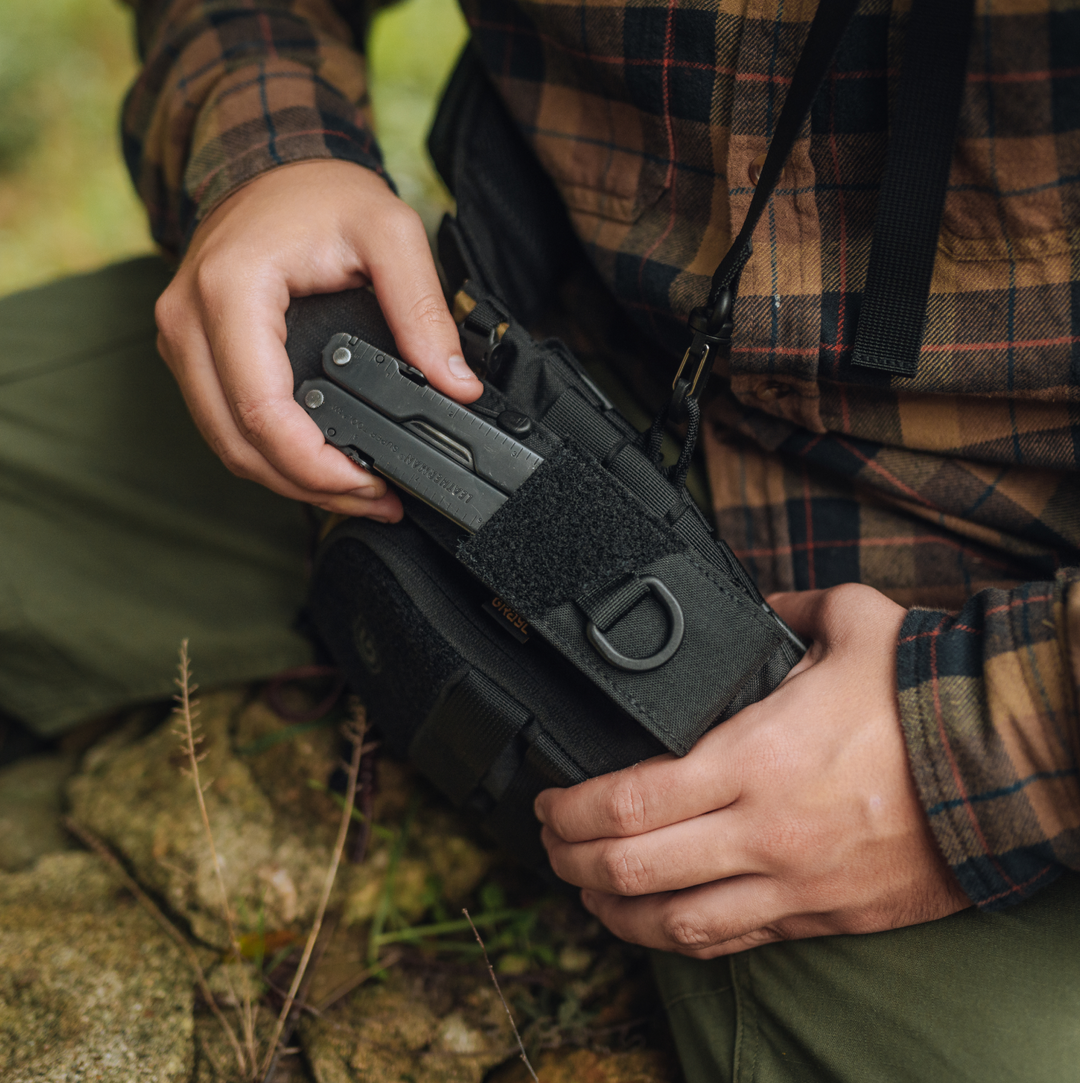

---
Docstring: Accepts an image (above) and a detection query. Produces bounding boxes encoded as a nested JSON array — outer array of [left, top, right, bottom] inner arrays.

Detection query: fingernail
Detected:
[[447, 354, 475, 382], [349, 485, 380, 499]]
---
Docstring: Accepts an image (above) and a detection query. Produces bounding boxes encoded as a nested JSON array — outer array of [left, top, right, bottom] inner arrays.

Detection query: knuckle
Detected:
[[819, 581, 880, 625], [154, 288, 184, 337], [216, 442, 255, 479], [607, 778, 647, 835], [408, 293, 453, 332], [661, 911, 716, 951], [193, 259, 227, 300], [383, 201, 424, 240], [601, 845, 651, 896], [742, 924, 787, 947], [755, 817, 813, 866], [232, 397, 273, 443], [153, 293, 173, 331]]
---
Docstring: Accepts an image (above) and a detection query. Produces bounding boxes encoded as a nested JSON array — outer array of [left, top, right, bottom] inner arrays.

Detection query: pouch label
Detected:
[[483, 595, 531, 643]]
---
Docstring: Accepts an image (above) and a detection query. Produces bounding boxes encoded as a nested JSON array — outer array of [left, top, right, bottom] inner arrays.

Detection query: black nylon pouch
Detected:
[[284, 45, 803, 867], [287, 282, 803, 866]]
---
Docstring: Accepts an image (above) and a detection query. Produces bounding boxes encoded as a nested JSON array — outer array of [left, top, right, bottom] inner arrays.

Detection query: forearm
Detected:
[[898, 568, 1080, 910], [121, 0, 387, 254]]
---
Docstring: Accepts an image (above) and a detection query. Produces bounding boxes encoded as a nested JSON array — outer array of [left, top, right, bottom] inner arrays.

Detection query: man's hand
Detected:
[[154, 159, 483, 519], [535, 583, 970, 958]]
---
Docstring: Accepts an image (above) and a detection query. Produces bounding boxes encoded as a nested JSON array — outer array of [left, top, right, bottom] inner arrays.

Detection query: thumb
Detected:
[[765, 589, 830, 642], [363, 208, 482, 404]]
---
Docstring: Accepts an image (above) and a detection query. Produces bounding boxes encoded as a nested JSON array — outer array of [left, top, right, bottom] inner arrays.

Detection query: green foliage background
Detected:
[[0, 0, 467, 296]]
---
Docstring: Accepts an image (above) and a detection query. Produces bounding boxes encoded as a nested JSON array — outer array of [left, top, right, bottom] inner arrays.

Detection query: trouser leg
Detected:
[[653, 871, 1080, 1082], [0, 258, 313, 736]]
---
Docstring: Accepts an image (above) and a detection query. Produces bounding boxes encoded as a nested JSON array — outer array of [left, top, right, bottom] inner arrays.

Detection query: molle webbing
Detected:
[[409, 668, 531, 807]]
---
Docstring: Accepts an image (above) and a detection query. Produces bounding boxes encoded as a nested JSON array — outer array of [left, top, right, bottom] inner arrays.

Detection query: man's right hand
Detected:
[[154, 159, 483, 519]]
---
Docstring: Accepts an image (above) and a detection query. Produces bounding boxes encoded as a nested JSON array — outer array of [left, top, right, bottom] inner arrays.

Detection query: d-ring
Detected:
[[585, 577, 685, 672]]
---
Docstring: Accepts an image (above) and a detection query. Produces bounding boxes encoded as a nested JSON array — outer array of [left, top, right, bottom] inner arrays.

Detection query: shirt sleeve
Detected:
[[121, 0, 389, 255], [897, 568, 1080, 910]]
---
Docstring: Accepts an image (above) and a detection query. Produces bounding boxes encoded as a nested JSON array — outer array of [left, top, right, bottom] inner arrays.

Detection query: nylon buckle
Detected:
[[668, 289, 734, 420]]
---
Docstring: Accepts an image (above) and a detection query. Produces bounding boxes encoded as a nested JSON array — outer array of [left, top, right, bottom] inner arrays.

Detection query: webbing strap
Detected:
[[408, 668, 530, 806], [851, 0, 975, 376], [705, 0, 974, 388], [542, 388, 720, 563], [661, 0, 862, 433], [707, 0, 862, 305], [577, 576, 651, 633], [463, 298, 506, 335]]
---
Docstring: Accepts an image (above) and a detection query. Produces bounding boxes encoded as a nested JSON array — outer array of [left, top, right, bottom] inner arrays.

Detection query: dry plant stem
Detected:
[[63, 816, 248, 1079], [463, 908, 540, 1083], [259, 707, 367, 1079], [173, 640, 255, 1070], [173, 640, 243, 954], [198, 1030, 228, 1080], [350, 745, 378, 863], [262, 912, 339, 1083]]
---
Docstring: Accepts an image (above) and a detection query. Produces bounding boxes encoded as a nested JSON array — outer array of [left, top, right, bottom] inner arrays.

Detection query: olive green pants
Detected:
[[652, 870, 1080, 1082], [3, 260, 1078, 1080], [0, 258, 313, 736]]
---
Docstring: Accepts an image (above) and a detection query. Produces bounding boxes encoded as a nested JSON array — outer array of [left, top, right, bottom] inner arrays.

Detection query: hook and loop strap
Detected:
[[851, 0, 976, 377]]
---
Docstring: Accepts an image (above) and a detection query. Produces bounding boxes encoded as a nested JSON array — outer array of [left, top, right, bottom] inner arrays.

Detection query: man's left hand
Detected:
[[535, 583, 971, 958]]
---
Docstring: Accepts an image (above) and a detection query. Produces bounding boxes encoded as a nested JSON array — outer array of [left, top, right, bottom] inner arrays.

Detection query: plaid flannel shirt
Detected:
[[123, 0, 1080, 908]]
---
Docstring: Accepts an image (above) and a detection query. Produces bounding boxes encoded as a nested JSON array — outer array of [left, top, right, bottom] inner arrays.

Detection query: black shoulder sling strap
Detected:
[[680, 0, 975, 410], [851, 0, 975, 376]]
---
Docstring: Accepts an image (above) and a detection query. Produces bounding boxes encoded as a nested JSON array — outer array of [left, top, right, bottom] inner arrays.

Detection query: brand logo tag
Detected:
[[483, 596, 530, 643]]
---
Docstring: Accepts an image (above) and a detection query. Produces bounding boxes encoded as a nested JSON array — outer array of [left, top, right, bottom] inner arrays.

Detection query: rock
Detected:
[[68, 691, 493, 948], [0, 851, 194, 1082], [0, 754, 76, 870], [301, 968, 512, 1083], [67, 689, 343, 948]]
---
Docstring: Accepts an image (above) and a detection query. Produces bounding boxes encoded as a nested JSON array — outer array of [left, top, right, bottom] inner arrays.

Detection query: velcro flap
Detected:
[[457, 444, 683, 613]]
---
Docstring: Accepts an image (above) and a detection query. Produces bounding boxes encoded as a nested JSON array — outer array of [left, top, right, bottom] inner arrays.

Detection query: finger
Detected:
[[580, 876, 792, 958], [543, 807, 762, 894], [174, 273, 396, 499], [156, 321, 403, 519], [534, 740, 740, 844], [763, 589, 831, 642], [356, 204, 483, 403]]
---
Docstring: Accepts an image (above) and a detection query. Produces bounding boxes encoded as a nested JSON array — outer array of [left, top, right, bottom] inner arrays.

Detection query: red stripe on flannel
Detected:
[[257, 11, 279, 59], [638, 0, 680, 301], [733, 533, 1016, 571], [979, 865, 1055, 905], [829, 436, 939, 509], [467, 17, 808, 82], [923, 335, 1080, 354], [969, 67, 1080, 84], [827, 67, 851, 415], [801, 466, 816, 590]]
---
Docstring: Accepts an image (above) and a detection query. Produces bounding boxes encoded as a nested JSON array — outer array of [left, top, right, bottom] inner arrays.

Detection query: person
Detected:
[[1, 0, 1077, 1079]]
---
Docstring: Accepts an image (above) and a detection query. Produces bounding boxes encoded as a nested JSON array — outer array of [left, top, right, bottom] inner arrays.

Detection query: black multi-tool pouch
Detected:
[[286, 278, 803, 869]]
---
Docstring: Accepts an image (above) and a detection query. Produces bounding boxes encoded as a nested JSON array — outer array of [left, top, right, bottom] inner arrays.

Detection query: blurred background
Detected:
[[0, 0, 467, 296]]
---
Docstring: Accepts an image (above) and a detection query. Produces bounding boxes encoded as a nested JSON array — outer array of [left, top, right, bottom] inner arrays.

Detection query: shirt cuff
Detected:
[[122, 4, 389, 253], [896, 570, 1080, 910]]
